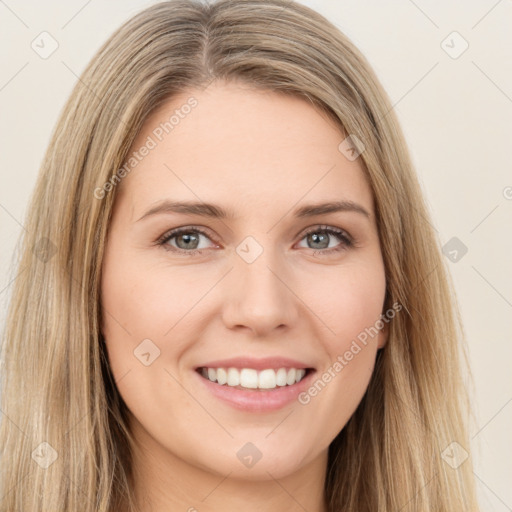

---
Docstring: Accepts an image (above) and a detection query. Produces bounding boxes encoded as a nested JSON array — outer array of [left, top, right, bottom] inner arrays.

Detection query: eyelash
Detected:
[[155, 225, 354, 257]]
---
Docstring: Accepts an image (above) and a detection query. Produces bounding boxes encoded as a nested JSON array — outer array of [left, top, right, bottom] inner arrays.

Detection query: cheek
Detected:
[[101, 250, 196, 337], [305, 259, 386, 344], [333, 285, 385, 345]]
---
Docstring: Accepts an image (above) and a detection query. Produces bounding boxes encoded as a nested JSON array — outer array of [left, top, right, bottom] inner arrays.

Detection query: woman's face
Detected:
[[101, 80, 388, 482]]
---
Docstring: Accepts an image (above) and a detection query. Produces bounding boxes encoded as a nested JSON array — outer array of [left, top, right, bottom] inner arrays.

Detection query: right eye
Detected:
[[156, 226, 218, 256]]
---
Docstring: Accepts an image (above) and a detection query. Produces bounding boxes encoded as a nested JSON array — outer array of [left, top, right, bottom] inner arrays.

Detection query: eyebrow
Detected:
[[136, 199, 371, 222]]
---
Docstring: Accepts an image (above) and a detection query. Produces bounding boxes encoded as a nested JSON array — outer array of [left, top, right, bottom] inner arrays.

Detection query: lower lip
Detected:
[[193, 368, 316, 412]]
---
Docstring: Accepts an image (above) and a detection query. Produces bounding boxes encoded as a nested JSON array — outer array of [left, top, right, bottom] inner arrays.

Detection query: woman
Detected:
[[0, 0, 481, 510]]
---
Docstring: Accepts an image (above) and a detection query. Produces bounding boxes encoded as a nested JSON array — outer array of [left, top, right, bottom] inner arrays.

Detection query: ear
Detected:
[[377, 319, 389, 350]]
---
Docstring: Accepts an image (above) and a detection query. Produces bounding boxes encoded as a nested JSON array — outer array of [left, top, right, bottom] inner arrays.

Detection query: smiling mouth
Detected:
[[195, 367, 315, 391]]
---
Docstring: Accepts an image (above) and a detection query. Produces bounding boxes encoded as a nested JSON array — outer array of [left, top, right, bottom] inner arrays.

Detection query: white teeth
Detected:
[[258, 369, 275, 389], [276, 368, 288, 386], [227, 368, 240, 386], [200, 367, 308, 389], [241, 369, 258, 389], [217, 368, 227, 385]]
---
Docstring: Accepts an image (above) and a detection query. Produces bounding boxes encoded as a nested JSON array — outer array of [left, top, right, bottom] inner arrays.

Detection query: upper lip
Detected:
[[195, 356, 315, 371]]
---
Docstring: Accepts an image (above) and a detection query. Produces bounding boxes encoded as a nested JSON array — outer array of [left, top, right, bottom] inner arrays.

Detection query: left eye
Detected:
[[296, 226, 353, 254], [157, 225, 353, 256]]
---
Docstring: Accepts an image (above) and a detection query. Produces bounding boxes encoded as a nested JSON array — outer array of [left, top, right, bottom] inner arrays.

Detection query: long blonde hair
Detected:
[[0, 0, 480, 510]]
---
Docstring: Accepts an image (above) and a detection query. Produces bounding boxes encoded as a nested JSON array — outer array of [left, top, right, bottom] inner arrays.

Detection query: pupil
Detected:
[[178, 233, 198, 249], [310, 232, 328, 249]]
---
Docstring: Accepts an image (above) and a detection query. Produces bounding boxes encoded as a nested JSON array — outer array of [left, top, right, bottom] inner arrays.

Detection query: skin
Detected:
[[100, 79, 388, 512]]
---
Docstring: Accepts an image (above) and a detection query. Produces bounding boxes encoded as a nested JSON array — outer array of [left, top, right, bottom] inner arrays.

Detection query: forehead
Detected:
[[119, 81, 374, 219]]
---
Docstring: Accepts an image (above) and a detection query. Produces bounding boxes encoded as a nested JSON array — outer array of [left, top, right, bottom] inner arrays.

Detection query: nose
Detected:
[[221, 246, 298, 337]]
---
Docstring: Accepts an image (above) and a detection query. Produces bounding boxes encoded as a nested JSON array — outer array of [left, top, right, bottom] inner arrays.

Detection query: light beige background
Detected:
[[1, 1, 511, 509]]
